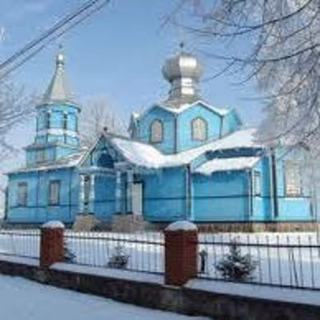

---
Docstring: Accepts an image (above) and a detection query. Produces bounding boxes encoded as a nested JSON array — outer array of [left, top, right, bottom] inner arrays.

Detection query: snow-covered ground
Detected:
[[0, 230, 319, 288], [0, 274, 208, 320]]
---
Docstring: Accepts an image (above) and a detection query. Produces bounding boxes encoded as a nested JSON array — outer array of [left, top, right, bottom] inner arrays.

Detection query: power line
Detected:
[[0, 0, 110, 79], [1, 1, 108, 79], [0, 0, 107, 71]]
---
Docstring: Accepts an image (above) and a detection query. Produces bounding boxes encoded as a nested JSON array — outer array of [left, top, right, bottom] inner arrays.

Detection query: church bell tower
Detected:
[[25, 50, 81, 166]]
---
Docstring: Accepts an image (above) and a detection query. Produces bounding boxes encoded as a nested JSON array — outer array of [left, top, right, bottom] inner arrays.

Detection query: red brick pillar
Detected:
[[40, 221, 65, 268], [164, 221, 198, 286]]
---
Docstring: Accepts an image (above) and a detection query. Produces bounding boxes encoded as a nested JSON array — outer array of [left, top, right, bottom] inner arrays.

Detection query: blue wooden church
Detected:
[[5, 49, 314, 229]]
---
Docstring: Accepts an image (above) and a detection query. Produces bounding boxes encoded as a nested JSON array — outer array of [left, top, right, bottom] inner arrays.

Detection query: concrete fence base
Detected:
[[0, 258, 318, 320]]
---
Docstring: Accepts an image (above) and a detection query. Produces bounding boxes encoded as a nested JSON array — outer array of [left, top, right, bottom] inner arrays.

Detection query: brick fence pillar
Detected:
[[40, 221, 65, 268], [164, 221, 198, 286]]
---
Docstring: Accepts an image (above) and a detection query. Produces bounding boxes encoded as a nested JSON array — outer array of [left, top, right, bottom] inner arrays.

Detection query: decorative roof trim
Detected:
[[36, 100, 81, 110], [136, 99, 232, 122], [6, 150, 87, 175], [24, 142, 80, 151]]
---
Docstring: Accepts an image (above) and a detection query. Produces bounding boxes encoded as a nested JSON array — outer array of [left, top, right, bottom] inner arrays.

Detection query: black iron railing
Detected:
[[64, 231, 165, 274], [1, 228, 320, 290], [197, 233, 320, 290], [0, 230, 40, 259]]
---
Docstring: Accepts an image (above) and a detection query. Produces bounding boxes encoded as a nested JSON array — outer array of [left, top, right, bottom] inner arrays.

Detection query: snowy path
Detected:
[[0, 275, 208, 320]]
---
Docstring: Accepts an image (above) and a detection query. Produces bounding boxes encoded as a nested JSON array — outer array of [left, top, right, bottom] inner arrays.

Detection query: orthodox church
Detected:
[[5, 48, 313, 228]]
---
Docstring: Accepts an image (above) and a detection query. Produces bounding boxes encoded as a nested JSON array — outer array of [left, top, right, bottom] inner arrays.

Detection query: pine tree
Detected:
[[216, 240, 257, 281], [107, 245, 129, 269]]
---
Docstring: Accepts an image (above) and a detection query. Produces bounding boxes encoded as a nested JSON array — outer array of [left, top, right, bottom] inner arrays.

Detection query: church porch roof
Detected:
[[105, 128, 262, 170], [7, 150, 87, 174], [193, 156, 261, 175]]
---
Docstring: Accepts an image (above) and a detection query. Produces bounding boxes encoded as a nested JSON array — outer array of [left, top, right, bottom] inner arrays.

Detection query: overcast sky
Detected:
[[0, 0, 263, 173]]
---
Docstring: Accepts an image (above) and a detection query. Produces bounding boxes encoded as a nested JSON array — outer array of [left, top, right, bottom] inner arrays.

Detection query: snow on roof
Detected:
[[158, 100, 231, 116], [7, 150, 86, 174], [109, 128, 262, 169], [194, 156, 261, 175], [131, 112, 140, 119], [136, 100, 231, 121], [110, 137, 165, 168]]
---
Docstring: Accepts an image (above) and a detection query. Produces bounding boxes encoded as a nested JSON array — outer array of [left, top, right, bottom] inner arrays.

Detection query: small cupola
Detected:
[[42, 50, 76, 106]]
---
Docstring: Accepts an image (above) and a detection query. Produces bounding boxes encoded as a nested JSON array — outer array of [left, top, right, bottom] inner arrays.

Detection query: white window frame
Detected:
[[48, 180, 60, 206], [17, 182, 28, 207], [253, 171, 261, 196], [192, 117, 208, 141], [150, 120, 163, 143], [284, 161, 302, 197]]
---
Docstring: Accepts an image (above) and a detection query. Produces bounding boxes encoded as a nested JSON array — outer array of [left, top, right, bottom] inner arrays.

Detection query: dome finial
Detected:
[[56, 44, 65, 66]]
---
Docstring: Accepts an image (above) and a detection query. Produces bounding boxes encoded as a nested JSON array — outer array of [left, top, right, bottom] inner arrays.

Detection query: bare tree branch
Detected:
[[79, 97, 127, 147], [173, 0, 320, 154]]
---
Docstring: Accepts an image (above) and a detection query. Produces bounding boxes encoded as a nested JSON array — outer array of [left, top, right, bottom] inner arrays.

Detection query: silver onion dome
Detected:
[[162, 52, 203, 82], [162, 45, 203, 108]]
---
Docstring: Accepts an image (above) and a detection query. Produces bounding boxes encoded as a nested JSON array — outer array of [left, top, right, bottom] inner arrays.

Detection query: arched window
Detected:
[[150, 120, 163, 143], [284, 161, 302, 196], [191, 117, 207, 141]]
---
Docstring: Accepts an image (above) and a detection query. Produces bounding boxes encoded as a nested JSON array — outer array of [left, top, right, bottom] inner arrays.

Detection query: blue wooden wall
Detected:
[[137, 106, 176, 154], [274, 151, 312, 221], [142, 167, 187, 221], [7, 168, 79, 224], [176, 103, 222, 151], [192, 170, 250, 221], [135, 102, 242, 154]]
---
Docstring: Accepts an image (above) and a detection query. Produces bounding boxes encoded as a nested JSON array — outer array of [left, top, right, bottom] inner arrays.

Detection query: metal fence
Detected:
[[64, 231, 165, 274], [198, 233, 320, 290], [1, 228, 320, 290], [0, 230, 40, 259]]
